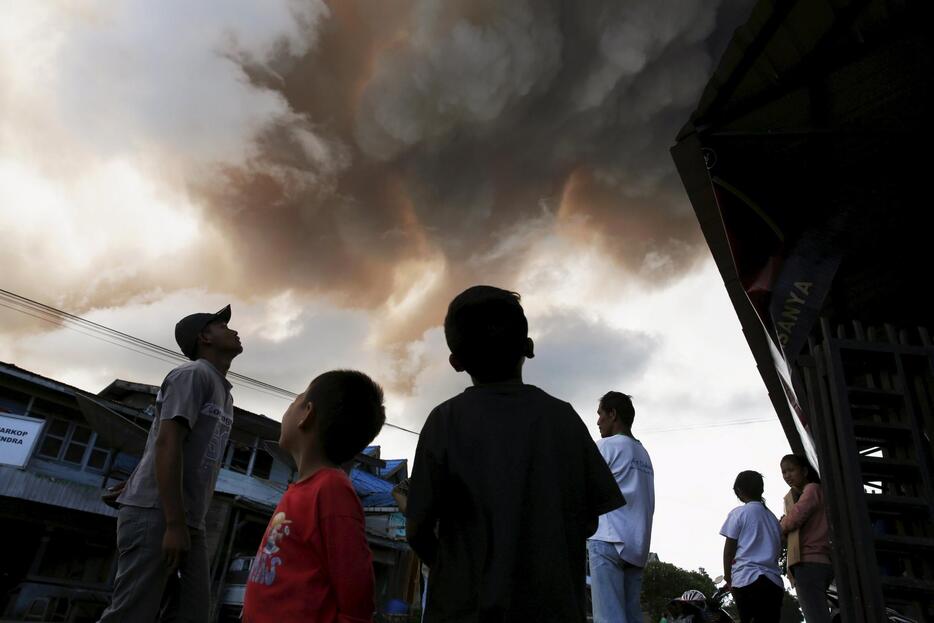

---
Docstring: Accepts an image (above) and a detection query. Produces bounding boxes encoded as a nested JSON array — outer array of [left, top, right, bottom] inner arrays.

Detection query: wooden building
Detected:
[[672, 1, 934, 619], [0, 361, 415, 622]]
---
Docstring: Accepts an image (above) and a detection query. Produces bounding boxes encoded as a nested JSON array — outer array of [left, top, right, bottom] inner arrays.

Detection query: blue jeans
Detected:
[[588, 539, 643, 623]]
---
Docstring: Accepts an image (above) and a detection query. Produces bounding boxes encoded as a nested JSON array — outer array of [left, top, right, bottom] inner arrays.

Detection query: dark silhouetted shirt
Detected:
[[407, 383, 624, 623]]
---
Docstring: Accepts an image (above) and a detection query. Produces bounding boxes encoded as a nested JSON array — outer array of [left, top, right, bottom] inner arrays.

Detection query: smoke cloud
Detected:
[[0, 0, 753, 347], [200, 0, 752, 324]]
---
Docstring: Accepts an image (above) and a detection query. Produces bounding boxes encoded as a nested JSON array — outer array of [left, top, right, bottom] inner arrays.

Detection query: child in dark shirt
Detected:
[[243, 370, 386, 623], [406, 285, 624, 623]]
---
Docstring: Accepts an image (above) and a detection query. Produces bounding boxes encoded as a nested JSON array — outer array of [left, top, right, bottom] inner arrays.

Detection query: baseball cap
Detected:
[[175, 305, 231, 360]]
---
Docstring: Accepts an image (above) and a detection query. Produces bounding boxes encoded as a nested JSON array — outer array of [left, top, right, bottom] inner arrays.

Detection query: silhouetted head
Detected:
[[279, 370, 386, 466], [175, 304, 242, 361], [597, 391, 635, 438], [444, 285, 534, 383], [733, 470, 765, 502]]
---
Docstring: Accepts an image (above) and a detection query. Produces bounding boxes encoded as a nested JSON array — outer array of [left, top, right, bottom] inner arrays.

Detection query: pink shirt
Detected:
[[781, 483, 831, 564]]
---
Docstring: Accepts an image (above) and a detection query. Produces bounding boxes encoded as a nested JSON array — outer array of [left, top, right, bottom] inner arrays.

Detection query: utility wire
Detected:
[[0, 290, 293, 401], [1, 288, 775, 438], [0, 299, 186, 367], [2, 289, 295, 397], [640, 417, 774, 435], [0, 288, 421, 435]]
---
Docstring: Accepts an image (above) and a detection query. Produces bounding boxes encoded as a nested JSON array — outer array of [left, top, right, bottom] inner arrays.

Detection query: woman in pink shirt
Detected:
[[780, 454, 832, 623]]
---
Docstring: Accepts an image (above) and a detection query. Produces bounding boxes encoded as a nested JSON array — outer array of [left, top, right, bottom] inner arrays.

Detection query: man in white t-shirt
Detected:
[[587, 392, 655, 623]]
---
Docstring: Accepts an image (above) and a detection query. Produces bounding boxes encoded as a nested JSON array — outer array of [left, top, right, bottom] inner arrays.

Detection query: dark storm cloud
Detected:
[[1, 0, 755, 351], [197, 0, 755, 315]]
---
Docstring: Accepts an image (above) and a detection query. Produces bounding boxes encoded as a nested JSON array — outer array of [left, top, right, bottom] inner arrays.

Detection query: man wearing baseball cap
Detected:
[[99, 305, 242, 622]]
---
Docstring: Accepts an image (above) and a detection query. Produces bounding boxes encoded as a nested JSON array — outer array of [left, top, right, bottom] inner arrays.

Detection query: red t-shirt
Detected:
[[242, 468, 374, 623]]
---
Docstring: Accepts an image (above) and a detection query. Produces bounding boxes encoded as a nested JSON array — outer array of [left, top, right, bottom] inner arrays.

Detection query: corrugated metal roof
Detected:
[[214, 465, 402, 512], [75, 394, 149, 455], [1, 361, 150, 422], [215, 468, 287, 509], [0, 361, 84, 397], [0, 465, 117, 517], [99, 378, 159, 397], [379, 459, 407, 480], [350, 467, 397, 508], [2, 360, 284, 434]]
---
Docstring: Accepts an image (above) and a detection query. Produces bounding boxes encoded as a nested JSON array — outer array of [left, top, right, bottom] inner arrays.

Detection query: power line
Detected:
[[639, 417, 774, 435], [0, 290, 294, 401], [0, 288, 420, 436], [1, 287, 776, 439], [0, 300, 203, 368], [0, 289, 296, 400]]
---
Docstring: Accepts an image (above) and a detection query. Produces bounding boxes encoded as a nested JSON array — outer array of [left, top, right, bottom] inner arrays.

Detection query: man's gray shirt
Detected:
[[118, 359, 234, 530]]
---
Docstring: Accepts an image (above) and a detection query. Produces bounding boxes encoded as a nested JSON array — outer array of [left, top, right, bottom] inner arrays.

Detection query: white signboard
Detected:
[[0, 413, 45, 468]]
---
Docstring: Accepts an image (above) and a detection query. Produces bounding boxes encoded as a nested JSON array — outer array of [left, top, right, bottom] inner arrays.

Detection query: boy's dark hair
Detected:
[[599, 392, 635, 428], [780, 454, 820, 484], [444, 285, 529, 381], [306, 370, 386, 465], [733, 470, 765, 501]]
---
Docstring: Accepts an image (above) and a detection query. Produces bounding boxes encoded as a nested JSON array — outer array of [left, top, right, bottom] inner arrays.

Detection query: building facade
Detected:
[[0, 361, 416, 622], [672, 1, 934, 619]]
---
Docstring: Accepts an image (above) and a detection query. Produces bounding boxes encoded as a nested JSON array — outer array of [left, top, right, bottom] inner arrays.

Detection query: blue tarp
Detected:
[[350, 467, 397, 508], [379, 459, 407, 479]]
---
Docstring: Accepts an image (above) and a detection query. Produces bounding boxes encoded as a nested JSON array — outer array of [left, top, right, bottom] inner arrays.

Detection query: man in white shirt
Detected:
[[588, 392, 655, 623]]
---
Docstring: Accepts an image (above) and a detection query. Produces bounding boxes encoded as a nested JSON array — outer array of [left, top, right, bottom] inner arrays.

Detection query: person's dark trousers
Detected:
[[731, 575, 783, 623], [98, 506, 210, 623], [791, 563, 833, 623]]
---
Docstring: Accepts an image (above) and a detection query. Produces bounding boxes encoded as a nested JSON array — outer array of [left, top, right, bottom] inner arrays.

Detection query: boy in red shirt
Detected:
[[243, 370, 386, 623]]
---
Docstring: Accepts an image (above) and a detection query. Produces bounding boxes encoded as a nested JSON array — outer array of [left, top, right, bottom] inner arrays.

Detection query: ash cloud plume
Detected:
[[202, 0, 753, 317], [0, 0, 753, 345]]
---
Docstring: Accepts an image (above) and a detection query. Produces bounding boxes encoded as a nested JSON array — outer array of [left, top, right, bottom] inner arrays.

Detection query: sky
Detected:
[[0, 0, 796, 578]]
